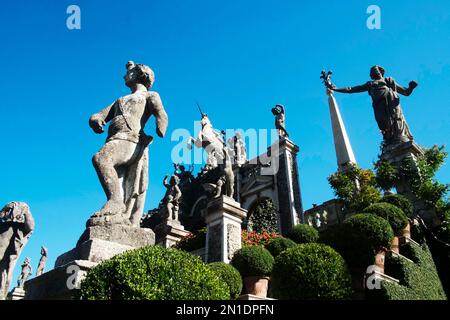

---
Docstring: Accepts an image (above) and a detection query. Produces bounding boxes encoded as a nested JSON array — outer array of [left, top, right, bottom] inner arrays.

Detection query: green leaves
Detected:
[[363, 202, 408, 235], [287, 224, 319, 244], [78, 245, 229, 300], [231, 246, 274, 277]]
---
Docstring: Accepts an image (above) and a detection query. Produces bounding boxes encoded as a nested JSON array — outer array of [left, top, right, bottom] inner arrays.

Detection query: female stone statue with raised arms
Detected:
[[324, 66, 418, 147]]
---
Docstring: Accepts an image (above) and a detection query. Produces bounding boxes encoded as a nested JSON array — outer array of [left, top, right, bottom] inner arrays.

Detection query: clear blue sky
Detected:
[[1, 0, 449, 283]]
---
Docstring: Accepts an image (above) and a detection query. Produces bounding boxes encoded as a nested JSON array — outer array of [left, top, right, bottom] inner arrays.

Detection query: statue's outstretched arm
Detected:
[[89, 102, 115, 134], [163, 175, 170, 188], [333, 83, 370, 94], [148, 92, 168, 138], [395, 80, 418, 96]]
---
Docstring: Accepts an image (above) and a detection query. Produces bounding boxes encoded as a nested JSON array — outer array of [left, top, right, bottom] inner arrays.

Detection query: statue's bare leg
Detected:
[[92, 140, 141, 217]]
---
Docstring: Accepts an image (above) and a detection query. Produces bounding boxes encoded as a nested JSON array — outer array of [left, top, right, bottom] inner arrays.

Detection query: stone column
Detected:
[[381, 141, 440, 227], [205, 196, 247, 263], [154, 220, 190, 248], [274, 138, 304, 234]]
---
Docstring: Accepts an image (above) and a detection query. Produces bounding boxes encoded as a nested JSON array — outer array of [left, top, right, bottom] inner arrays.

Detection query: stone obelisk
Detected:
[[326, 89, 357, 172]]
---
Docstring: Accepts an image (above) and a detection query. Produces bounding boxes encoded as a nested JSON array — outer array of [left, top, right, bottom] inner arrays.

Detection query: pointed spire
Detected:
[[326, 89, 357, 172]]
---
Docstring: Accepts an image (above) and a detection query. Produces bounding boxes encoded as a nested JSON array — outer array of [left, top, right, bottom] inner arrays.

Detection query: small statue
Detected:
[[307, 215, 314, 227], [204, 145, 235, 199], [36, 246, 48, 276], [271, 104, 289, 138], [314, 212, 322, 228], [89, 61, 168, 226], [162, 175, 182, 222], [322, 66, 418, 147], [228, 133, 247, 166], [17, 257, 32, 288], [0, 202, 35, 300], [174, 164, 194, 187]]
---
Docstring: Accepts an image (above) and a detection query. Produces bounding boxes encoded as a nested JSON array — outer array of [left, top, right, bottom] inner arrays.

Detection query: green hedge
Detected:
[[367, 242, 446, 300], [320, 214, 394, 268], [271, 243, 353, 300], [287, 224, 319, 244], [208, 262, 243, 300], [265, 237, 296, 258], [174, 227, 206, 252], [381, 194, 413, 217], [364, 202, 408, 235], [78, 246, 229, 300], [231, 246, 274, 277]]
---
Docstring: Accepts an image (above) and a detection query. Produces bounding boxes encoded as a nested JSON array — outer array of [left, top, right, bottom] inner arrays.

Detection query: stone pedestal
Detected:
[[381, 141, 440, 227], [25, 224, 155, 300], [8, 287, 25, 300], [205, 196, 247, 263], [154, 220, 190, 248]]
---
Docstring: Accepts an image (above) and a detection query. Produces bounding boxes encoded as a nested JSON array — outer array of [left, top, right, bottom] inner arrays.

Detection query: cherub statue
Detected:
[[271, 104, 289, 138], [162, 175, 182, 222], [17, 257, 32, 288], [228, 132, 247, 166], [322, 66, 418, 147], [89, 61, 168, 226], [36, 246, 48, 276], [203, 145, 235, 199]]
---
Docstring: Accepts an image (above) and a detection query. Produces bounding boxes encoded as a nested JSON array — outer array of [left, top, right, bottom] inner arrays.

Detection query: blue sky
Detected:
[[1, 0, 449, 283]]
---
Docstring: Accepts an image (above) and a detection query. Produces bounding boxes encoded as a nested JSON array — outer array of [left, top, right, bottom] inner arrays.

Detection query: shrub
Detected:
[[247, 199, 279, 233], [367, 242, 446, 300], [287, 224, 319, 244], [241, 230, 281, 247], [321, 214, 394, 268], [364, 202, 408, 235], [381, 194, 414, 217], [271, 243, 353, 300], [78, 245, 229, 300], [265, 237, 296, 257], [231, 246, 274, 277], [208, 262, 243, 300]]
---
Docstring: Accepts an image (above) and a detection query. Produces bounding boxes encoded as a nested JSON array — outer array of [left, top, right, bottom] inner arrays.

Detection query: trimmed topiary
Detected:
[[208, 262, 243, 300], [230, 246, 274, 277], [364, 202, 408, 235], [271, 243, 353, 300], [381, 194, 413, 217], [265, 237, 296, 257], [321, 214, 394, 268], [78, 245, 229, 300], [287, 224, 319, 244]]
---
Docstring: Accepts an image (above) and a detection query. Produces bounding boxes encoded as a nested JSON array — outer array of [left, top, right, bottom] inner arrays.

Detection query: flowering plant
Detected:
[[241, 229, 281, 247]]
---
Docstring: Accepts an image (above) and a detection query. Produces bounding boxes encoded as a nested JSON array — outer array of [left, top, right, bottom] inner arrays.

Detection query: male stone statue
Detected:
[[161, 175, 182, 222], [207, 146, 235, 199], [17, 257, 32, 288], [36, 246, 48, 276], [324, 66, 418, 147], [89, 61, 168, 227], [271, 104, 289, 138], [228, 132, 247, 166], [0, 202, 35, 300]]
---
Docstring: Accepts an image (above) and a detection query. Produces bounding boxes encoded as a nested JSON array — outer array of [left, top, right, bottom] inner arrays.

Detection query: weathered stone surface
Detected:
[[25, 260, 97, 300], [154, 220, 190, 248], [55, 239, 135, 268], [76, 224, 155, 248]]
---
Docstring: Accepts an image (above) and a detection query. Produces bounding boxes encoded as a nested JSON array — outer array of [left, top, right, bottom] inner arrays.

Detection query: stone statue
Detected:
[[174, 164, 194, 188], [228, 133, 247, 166], [17, 257, 32, 288], [89, 61, 168, 227], [0, 202, 35, 300], [271, 104, 289, 138], [36, 246, 48, 276], [323, 66, 418, 147], [203, 145, 235, 199], [161, 175, 182, 222], [188, 112, 225, 169]]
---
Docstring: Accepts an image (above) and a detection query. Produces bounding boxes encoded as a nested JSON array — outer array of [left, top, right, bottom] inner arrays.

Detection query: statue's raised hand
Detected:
[[89, 118, 105, 134], [409, 80, 418, 89]]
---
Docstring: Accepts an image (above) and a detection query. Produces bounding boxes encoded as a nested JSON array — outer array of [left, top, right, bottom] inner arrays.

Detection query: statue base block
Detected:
[[8, 287, 25, 300], [154, 220, 190, 248]]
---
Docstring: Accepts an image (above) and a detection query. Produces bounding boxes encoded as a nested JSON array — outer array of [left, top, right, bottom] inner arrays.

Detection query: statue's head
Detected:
[[370, 65, 385, 80], [124, 61, 155, 89], [0, 202, 14, 220], [170, 175, 180, 186], [24, 257, 31, 265], [179, 165, 185, 172], [0, 202, 28, 223]]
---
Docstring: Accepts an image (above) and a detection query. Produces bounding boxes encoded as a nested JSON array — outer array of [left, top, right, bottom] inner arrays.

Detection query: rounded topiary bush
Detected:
[[381, 194, 413, 217], [271, 243, 353, 300], [78, 245, 229, 300], [364, 202, 408, 235], [321, 214, 394, 268], [287, 224, 319, 244], [208, 262, 243, 300], [265, 237, 296, 257], [230, 246, 274, 277]]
